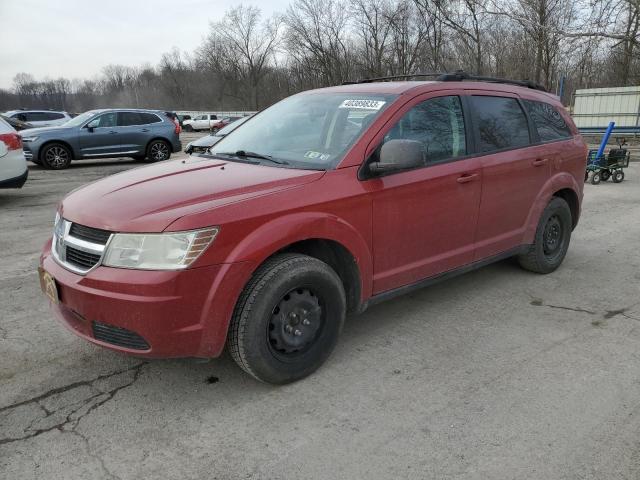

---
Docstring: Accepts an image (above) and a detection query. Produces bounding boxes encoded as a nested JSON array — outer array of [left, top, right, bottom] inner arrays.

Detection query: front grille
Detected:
[[66, 246, 102, 269], [69, 223, 111, 244], [92, 321, 150, 350]]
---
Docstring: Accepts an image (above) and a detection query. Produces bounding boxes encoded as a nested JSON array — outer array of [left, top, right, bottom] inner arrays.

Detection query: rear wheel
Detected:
[[145, 140, 171, 163], [612, 170, 624, 183], [518, 197, 572, 274], [600, 169, 611, 181], [41, 143, 72, 170], [227, 254, 346, 384]]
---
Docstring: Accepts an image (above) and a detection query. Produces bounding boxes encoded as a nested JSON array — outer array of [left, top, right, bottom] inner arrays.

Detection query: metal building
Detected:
[[572, 86, 640, 135]]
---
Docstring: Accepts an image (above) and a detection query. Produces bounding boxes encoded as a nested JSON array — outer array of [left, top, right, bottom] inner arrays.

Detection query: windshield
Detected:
[[211, 93, 397, 169], [63, 110, 98, 127], [216, 116, 251, 136]]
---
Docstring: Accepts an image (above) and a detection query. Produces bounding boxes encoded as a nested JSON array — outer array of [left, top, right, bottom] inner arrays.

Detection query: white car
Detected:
[[3, 110, 72, 128], [182, 113, 219, 131], [0, 117, 28, 188]]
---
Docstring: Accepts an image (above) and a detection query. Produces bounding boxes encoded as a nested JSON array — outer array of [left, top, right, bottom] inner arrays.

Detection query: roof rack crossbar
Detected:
[[342, 70, 547, 92]]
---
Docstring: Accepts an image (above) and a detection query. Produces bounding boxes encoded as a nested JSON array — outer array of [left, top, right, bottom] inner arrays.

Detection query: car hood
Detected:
[[19, 125, 73, 136], [191, 134, 222, 148], [60, 156, 325, 232]]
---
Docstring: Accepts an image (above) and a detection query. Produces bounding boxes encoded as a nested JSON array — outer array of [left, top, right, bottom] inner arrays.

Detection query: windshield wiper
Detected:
[[219, 150, 289, 165]]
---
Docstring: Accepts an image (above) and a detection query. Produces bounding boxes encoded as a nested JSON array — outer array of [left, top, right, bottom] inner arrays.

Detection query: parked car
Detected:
[[4, 109, 71, 127], [0, 117, 28, 188], [182, 113, 218, 131], [1, 114, 34, 131], [39, 74, 587, 384], [176, 114, 192, 127], [210, 116, 242, 133], [21, 109, 181, 169], [185, 115, 252, 154]]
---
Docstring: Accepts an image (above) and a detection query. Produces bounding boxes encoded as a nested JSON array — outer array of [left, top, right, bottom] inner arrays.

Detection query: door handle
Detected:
[[108, 130, 118, 134], [532, 158, 549, 166], [141, 128, 150, 132], [457, 173, 479, 184]]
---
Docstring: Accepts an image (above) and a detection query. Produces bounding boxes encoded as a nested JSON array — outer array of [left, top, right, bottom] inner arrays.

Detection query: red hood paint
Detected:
[[60, 157, 324, 232]]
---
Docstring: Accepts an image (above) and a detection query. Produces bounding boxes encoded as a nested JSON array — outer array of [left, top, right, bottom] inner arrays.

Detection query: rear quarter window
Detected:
[[470, 96, 530, 152], [523, 100, 572, 141]]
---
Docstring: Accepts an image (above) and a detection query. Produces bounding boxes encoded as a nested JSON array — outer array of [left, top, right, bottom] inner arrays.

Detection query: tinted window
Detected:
[[470, 96, 530, 152], [42, 112, 65, 120], [90, 112, 117, 128], [383, 96, 466, 164], [25, 112, 46, 121], [141, 113, 161, 124], [523, 100, 572, 141], [119, 112, 161, 126]]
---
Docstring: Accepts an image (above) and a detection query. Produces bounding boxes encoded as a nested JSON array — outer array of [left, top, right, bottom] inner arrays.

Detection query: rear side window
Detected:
[[383, 95, 467, 164], [523, 100, 572, 141], [44, 112, 65, 120], [119, 112, 161, 126], [470, 96, 530, 152]]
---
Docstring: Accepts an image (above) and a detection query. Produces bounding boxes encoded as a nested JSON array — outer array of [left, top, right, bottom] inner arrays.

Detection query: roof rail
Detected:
[[342, 69, 547, 92], [437, 70, 547, 92]]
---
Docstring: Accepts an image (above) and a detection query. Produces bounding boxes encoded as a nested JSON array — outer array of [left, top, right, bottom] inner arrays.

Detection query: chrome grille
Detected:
[[52, 219, 112, 275]]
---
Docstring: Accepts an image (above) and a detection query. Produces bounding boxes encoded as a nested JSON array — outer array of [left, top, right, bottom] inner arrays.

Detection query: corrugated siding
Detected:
[[573, 86, 640, 128]]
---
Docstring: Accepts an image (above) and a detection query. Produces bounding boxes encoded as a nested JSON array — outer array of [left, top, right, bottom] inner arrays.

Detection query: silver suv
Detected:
[[4, 110, 71, 128], [20, 109, 182, 169]]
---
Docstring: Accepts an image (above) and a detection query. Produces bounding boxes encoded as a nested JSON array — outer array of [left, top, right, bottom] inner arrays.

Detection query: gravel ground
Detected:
[[1, 146, 640, 479]]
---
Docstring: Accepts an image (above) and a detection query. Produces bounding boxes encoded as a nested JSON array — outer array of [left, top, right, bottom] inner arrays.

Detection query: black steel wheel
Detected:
[[227, 253, 346, 384], [145, 140, 171, 162], [518, 197, 572, 274], [591, 172, 601, 185], [41, 143, 72, 170], [612, 170, 624, 183], [600, 169, 611, 181]]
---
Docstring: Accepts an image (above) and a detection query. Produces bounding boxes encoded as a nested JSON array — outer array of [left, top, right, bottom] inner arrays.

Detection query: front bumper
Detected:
[[40, 241, 253, 358]]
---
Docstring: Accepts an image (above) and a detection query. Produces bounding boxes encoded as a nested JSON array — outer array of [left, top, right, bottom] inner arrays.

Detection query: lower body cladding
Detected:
[[40, 240, 253, 358]]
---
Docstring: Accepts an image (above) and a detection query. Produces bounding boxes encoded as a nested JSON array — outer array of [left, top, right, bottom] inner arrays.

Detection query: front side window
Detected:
[[89, 112, 117, 128], [211, 93, 397, 169], [470, 96, 530, 152], [380, 95, 466, 165], [523, 100, 572, 141]]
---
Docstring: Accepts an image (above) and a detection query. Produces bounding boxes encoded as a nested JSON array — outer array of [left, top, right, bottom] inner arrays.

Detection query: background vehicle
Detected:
[[3, 109, 71, 127], [21, 108, 181, 169], [0, 117, 28, 188], [40, 74, 586, 384], [182, 113, 218, 131], [1, 114, 33, 131], [210, 116, 242, 133], [185, 115, 252, 154], [176, 114, 192, 127]]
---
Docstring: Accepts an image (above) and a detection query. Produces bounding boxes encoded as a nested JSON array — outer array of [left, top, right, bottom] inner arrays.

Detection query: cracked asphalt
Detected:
[[1, 152, 640, 479]]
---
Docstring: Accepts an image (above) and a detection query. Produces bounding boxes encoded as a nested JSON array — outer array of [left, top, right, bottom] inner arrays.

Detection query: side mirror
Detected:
[[369, 139, 425, 175], [85, 121, 98, 132]]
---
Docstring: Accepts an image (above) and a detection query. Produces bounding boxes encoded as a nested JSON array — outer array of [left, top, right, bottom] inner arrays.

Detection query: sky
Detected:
[[0, 0, 291, 89]]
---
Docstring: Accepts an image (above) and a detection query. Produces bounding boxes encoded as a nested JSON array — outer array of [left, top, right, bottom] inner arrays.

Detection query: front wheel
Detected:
[[145, 140, 171, 162], [591, 172, 601, 185], [600, 169, 611, 181], [227, 254, 346, 384], [518, 197, 572, 274], [612, 170, 624, 183], [41, 143, 72, 169]]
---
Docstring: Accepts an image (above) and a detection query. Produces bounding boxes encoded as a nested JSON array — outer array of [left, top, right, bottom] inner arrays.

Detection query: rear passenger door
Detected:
[[367, 93, 483, 294], [118, 112, 159, 154], [469, 93, 549, 260]]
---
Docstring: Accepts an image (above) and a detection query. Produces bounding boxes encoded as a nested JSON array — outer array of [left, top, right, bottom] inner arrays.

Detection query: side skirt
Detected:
[[362, 246, 527, 311]]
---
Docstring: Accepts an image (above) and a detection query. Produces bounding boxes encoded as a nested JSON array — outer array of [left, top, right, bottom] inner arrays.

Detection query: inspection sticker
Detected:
[[339, 99, 386, 110], [304, 151, 331, 160]]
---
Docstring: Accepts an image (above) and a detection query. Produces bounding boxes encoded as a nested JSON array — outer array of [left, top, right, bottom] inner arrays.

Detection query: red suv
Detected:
[[39, 74, 587, 384]]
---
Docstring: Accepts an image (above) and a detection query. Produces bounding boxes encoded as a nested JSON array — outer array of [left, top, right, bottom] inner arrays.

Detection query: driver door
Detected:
[[78, 112, 122, 157], [364, 92, 483, 294]]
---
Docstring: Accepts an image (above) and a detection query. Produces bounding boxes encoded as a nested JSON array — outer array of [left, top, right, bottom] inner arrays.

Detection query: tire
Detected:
[[227, 253, 346, 384], [600, 169, 611, 181], [131, 154, 146, 161], [40, 143, 72, 170], [591, 172, 601, 185], [145, 140, 171, 163], [612, 170, 624, 183], [517, 197, 572, 274], [584, 170, 588, 182], [184, 124, 193, 132]]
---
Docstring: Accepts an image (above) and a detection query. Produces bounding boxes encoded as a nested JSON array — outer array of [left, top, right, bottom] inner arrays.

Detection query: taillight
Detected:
[[173, 118, 181, 134], [0, 133, 22, 151]]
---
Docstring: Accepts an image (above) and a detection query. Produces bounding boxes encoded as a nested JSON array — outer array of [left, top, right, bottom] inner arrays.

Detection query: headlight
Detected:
[[103, 228, 219, 270], [21, 136, 39, 142]]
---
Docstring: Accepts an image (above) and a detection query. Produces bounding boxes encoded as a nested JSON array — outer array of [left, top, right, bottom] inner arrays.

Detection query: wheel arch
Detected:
[[39, 139, 76, 161]]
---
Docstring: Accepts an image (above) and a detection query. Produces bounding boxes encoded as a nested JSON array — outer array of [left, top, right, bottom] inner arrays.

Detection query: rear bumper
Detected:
[[0, 167, 28, 189], [40, 242, 254, 358]]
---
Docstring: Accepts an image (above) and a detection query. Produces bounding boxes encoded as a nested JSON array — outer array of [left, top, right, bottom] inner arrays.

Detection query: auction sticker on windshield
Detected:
[[339, 99, 386, 110]]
